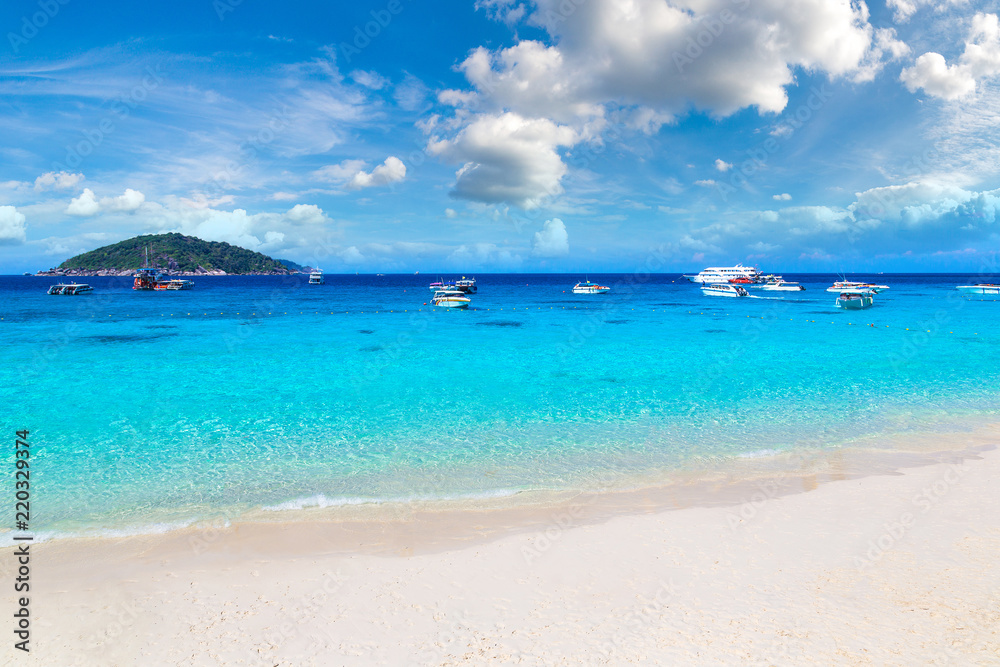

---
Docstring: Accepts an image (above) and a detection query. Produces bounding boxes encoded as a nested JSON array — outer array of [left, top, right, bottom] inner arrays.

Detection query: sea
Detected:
[[2, 272, 998, 543]]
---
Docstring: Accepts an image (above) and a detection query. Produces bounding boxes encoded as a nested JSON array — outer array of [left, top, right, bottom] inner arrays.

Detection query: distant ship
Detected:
[[308, 268, 324, 285]]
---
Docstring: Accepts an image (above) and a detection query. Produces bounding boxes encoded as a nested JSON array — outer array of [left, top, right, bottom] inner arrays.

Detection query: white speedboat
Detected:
[[758, 281, 804, 291], [308, 268, 324, 285], [154, 279, 194, 290], [826, 281, 888, 293], [572, 281, 611, 294], [684, 264, 762, 284], [701, 283, 749, 297], [47, 283, 93, 295], [836, 291, 874, 309], [431, 290, 471, 309], [956, 284, 1000, 295]]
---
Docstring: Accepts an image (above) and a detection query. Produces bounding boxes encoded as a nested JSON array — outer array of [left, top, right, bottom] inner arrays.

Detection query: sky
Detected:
[[1, 0, 1000, 274]]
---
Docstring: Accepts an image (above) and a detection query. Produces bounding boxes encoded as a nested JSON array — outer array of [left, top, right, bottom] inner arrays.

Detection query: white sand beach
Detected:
[[6, 428, 1000, 666]]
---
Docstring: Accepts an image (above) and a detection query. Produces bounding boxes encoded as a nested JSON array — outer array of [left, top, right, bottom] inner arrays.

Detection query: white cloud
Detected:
[[773, 193, 792, 201], [350, 69, 388, 90], [531, 217, 569, 257], [103, 188, 145, 213], [340, 246, 365, 264], [394, 74, 430, 112], [694, 179, 716, 187], [34, 171, 84, 192], [886, 0, 968, 23], [65, 187, 145, 216], [345, 156, 407, 190], [476, 0, 526, 26], [459, 0, 897, 121], [901, 13, 1000, 100], [715, 159, 733, 172], [428, 112, 578, 208], [0, 206, 27, 245], [445, 208, 457, 218], [313, 159, 367, 183], [271, 192, 298, 201], [284, 203, 329, 225], [66, 188, 100, 216], [263, 231, 285, 247], [900, 52, 976, 99]]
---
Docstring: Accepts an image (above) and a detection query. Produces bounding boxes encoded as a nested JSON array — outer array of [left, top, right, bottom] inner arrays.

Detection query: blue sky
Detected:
[[1, 0, 999, 273]]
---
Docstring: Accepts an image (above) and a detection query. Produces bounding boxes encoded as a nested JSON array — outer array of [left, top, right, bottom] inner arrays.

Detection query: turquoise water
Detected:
[[2, 273, 999, 540]]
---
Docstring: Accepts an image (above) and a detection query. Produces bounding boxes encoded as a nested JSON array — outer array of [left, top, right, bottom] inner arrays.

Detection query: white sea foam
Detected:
[[737, 449, 783, 459], [261, 488, 522, 512], [0, 520, 201, 548]]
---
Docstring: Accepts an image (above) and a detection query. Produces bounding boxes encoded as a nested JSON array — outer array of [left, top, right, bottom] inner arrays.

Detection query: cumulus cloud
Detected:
[[284, 203, 329, 225], [313, 159, 367, 182], [695, 179, 717, 187], [104, 188, 145, 213], [34, 171, 84, 192], [901, 13, 1000, 100], [432, 0, 906, 210], [66, 188, 100, 216], [345, 157, 407, 190], [457, 0, 899, 120], [531, 217, 569, 257], [715, 159, 733, 172], [0, 206, 27, 245], [773, 193, 792, 201], [428, 112, 578, 208], [65, 188, 145, 216]]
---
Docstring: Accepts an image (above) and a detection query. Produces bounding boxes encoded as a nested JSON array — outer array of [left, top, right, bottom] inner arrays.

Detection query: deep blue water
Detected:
[[2, 272, 998, 540]]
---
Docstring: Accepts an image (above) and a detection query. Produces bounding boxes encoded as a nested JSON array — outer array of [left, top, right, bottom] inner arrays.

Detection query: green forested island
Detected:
[[47, 233, 296, 275]]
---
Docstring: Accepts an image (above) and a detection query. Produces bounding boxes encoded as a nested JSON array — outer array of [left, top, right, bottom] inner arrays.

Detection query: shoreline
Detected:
[[5, 425, 998, 664], [4, 420, 998, 551]]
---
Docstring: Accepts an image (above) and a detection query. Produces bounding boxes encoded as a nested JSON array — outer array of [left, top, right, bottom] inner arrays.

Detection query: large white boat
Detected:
[[701, 283, 749, 297], [47, 283, 94, 295], [308, 268, 324, 285], [836, 291, 874, 309], [759, 280, 805, 291], [825, 281, 889, 293], [956, 283, 1000, 295], [431, 290, 471, 308], [684, 264, 762, 284], [572, 281, 611, 294]]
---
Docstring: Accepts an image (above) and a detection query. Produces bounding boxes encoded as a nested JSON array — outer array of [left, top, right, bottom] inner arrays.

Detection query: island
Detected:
[[34, 233, 299, 276]]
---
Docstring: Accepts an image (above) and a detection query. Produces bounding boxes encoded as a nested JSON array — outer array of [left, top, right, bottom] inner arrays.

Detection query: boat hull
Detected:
[[701, 285, 749, 297], [956, 284, 1000, 295], [836, 295, 873, 309], [432, 298, 470, 308]]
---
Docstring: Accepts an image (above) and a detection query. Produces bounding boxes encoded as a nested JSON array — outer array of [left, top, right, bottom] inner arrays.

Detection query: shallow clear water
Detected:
[[2, 273, 998, 539]]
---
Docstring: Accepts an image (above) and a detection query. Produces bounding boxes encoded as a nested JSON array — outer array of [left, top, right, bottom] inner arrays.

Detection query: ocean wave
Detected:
[[736, 448, 783, 459], [262, 488, 523, 512], [0, 520, 205, 548]]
